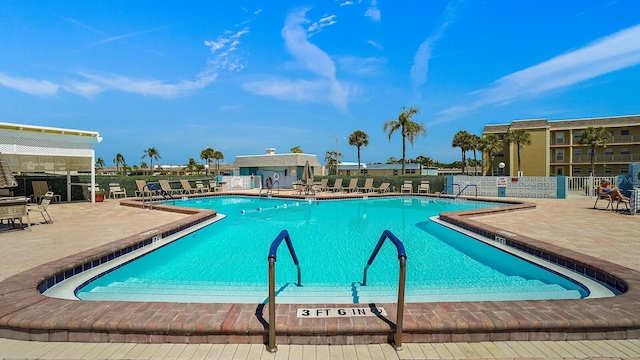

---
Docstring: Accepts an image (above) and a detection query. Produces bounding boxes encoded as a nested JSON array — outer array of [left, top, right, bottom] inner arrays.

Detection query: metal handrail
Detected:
[[267, 230, 301, 352], [362, 230, 407, 350], [259, 180, 280, 197], [436, 183, 459, 199], [454, 184, 477, 200]]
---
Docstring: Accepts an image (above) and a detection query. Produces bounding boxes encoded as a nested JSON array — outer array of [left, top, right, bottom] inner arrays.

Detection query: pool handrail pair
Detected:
[[266, 229, 406, 352]]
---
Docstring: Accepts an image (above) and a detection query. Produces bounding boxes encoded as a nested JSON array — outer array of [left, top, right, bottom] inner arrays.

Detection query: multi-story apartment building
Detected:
[[482, 115, 640, 177]]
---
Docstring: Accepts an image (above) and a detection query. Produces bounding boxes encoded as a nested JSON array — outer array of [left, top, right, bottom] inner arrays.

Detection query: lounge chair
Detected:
[[28, 191, 53, 224], [30, 181, 61, 204], [293, 182, 304, 195], [400, 181, 413, 193], [358, 178, 374, 193], [179, 179, 203, 194], [135, 180, 154, 197], [159, 180, 182, 196], [109, 183, 127, 199], [343, 178, 359, 193], [316, 178, 328, 192], [374, 182, 390, 193], [593, 189, 629, 211], [209, 180, 219, 192], [417, 180, 430, 194], [305, 179, 316, 195], [327, 178, 343, 192]]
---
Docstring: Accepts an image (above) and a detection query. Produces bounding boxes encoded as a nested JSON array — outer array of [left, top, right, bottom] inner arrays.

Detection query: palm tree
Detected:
[[200, 147, 215, 176], [479, 134, 502, 176], [578, 126, 611, 176], [324, 151, 342, 175], [415, 155, 436, 168], [113, 153, 125, 176], [348, 130, 369, 174], [212, 150, 224, 176], [142, 147, 161, 174], [383, 106, 427, 175], [186, 158, 199, 175], [452, 131, 472, 175], [469, 134, 481, 175], [505, 129, 532, 174], [95, 157, 105, 174], [290, 146, 303, 153]]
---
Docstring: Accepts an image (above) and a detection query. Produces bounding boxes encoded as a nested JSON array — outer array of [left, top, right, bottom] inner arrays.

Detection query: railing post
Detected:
[[395, 256, 406, 350], [267, 258, 277, 352]]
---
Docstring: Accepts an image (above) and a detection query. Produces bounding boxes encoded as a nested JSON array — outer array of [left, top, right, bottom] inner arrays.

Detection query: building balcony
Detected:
[[571, 154, 640, 163]]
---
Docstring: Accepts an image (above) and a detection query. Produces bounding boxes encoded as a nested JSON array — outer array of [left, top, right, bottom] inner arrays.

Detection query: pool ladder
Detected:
[[259, 180, 279, 198], [266, 229, 406, 352], [141, 183, 175, 209]]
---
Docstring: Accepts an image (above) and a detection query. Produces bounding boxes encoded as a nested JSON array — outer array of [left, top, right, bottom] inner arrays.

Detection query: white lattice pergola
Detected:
[[0, 122, 102, 203]]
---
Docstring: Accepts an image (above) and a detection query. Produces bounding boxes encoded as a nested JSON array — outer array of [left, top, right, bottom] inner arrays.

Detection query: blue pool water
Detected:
[[76, 196, 588, 304]]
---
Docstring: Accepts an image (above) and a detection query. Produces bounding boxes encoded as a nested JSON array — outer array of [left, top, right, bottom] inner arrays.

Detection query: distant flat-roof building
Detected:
[[234, 148, 322, 188], [482, 115, 640, 177], [337, 163, 438, 176]]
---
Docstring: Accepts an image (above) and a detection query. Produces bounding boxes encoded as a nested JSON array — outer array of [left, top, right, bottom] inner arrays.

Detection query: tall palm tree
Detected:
[[469, 134, 481, 175], [142, 147, 161, 174], [212, 150, 224, 176], [113, 153, 125, 176], [95, 157, 105, 174], [290, 146, 303, 153], [415, 155, 436, 168], [452, 131, 472, 175], [200, 147, 215, 176], [505, 129, 531, 174], [383, 106, 426, 175], [578, 126, 611, 176], [325, 151, 342, 175], [348, 130, 369, 174], [186, 157, 199, 175], [479, 134, 502, 176]]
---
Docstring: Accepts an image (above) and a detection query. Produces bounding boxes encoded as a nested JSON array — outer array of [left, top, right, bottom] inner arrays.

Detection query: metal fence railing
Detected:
[[566, 176, 617, 199]]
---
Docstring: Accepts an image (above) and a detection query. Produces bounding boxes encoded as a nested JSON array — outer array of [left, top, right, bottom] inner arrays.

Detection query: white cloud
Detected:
[[437, 23, 640, 122], [280, 8, 348, 110], [339, 1, 354, 6], [338, 56, 386, 75], [367, 40, 383, 50], [410, 0, 460, 88], [307, 14, 338, 37], [78, 72, 215, 98], [0, 73, 58, 95], [243, 78, 330, 102], [61, 80, 104, 98], [365, 0, 380, 22]]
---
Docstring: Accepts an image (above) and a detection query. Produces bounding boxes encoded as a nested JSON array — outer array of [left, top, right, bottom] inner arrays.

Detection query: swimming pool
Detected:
[[73, 196, 603, 304]]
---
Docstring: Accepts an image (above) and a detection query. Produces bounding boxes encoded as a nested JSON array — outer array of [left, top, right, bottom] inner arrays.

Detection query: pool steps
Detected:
[[78, 276, 581, 304]]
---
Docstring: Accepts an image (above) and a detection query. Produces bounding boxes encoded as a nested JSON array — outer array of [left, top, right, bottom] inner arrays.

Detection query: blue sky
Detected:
[[1, 1, 639, 167]]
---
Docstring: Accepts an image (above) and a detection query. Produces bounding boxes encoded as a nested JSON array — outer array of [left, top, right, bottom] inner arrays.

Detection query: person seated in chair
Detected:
[[598, 179, 629, 202]]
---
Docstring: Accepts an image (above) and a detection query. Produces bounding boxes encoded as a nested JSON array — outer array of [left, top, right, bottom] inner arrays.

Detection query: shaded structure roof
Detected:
[[483, 114, 640, 133], [234, 153, 321, 168]]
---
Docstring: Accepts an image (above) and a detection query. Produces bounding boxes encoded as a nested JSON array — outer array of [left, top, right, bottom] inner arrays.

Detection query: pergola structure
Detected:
[[0, 122, 102, 203]]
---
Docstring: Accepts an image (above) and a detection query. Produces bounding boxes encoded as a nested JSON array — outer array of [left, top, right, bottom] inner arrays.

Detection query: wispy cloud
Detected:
[[252, 9, 349, 111], [338, 56, 386, 76], [365, 0, 380, 22], [410, 0, 462, 89], [0, 73, 58, 95], [367, 40, 383, 50], [78, 72, 215, 98], [339, 1, 354, 6], [308, 14, 338, 37], [436, 23, 640, 122], [97, 26, 168, 45], [204, 28, 250, 72]]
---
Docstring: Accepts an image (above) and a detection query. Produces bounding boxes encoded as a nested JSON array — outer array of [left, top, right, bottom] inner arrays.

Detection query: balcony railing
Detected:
[[570, 154, 640, 163]]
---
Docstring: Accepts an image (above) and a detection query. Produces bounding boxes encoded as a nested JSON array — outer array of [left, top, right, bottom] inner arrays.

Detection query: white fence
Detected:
[[566, 176, 617, 199]]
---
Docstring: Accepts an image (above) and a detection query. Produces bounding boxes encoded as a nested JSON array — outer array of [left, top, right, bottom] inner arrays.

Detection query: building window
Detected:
[[621, 166, 629, 174], [604, 167, 613, 174], [555, 132, 564, 144], [346, 170, 351, 175], [574, 131, 581, 138], [360, 169, 368, 174], [574, 167, 581, 174], [393, 170, 398, 176], [404, 169, 416, 174], [496, 153, 504, 157], [498, 134, 504, 141], [574, 149, 582, 156], [605, 148, 614, 155], [621, 129, 630, 136], [621, 148, 630, 155], [555, 149, 564, 161]]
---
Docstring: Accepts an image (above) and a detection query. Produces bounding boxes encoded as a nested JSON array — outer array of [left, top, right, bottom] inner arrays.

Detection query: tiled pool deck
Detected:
[[1, 190, 640, 359]]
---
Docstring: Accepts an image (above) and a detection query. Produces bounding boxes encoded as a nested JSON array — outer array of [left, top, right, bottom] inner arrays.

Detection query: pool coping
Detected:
[[1, 194, 639, 345]]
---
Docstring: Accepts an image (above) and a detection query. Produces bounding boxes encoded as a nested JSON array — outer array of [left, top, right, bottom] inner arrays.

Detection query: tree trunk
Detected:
[[401, 136, 406, 175]]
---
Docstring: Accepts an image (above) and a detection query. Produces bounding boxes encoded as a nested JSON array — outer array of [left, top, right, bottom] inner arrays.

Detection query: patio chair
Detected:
[[0, 197, 30, 231], [28, 191, 53, 224], [327, 178, 343, 192], [343, 178, 359, 193], [400, 181, 413, 193], [30, 181, 61, 204], [159, 180, 182, 196], [195, 180, 210, 193], [593, 189, 629, 211], [179, 179, 203, 194], [358, 178, 374, 193], [135, 180, 154, 197], [374, 182, 390, 193], [209, 180, 219, 192], [108, 183, 127, 199], [417, 180, 430, 194], [293, 182, 304, 195]]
